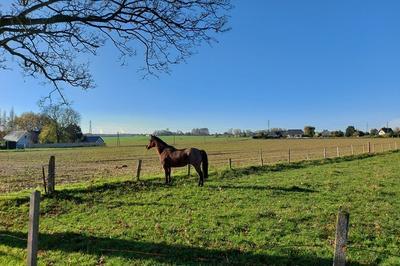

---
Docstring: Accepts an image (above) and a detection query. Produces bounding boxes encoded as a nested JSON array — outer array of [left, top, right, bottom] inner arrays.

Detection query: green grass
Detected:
[[0, 152, 400, 265], [1, 135, 398, 193]]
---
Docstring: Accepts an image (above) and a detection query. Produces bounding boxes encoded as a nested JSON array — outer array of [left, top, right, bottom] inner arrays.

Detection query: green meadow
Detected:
[[0, 151, 399, 265]]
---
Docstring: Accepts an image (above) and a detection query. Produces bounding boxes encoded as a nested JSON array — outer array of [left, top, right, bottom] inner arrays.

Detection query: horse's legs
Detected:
[[167, 167, 172, 184], [194, 164, 204, 186], [163, 165, 170, 184]]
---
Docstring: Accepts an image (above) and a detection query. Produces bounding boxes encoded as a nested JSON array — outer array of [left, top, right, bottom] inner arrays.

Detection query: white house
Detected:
[[285, 129, 304, 138], [3, 131, 36, 148], [378, 128, 393, 137]]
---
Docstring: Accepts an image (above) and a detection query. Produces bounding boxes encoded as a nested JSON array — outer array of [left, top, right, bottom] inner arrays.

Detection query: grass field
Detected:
[[0, 136, 398, 193], [0, 151, 399, 265]]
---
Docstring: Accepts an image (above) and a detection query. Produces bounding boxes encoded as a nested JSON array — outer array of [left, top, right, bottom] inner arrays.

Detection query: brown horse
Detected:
[[146, 135, 208, 186]]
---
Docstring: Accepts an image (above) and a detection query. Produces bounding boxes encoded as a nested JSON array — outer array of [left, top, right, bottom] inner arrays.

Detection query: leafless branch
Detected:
[[0, 0, 231, 100]]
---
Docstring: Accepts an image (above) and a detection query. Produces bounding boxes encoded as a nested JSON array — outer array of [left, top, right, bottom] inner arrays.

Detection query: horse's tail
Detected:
[[200, 150, 208, 179]]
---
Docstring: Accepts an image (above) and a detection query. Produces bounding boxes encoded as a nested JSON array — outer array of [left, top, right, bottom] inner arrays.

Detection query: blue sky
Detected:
[[1, 0, 400, 134]]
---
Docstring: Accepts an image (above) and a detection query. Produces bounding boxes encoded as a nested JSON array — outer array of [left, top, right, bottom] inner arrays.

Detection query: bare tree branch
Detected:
[[0, 0, 231, 100]]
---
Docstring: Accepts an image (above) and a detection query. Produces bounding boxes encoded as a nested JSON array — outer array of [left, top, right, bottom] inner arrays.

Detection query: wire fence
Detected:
[[0, 140, 399, 193], [136, 141, 399, 174]]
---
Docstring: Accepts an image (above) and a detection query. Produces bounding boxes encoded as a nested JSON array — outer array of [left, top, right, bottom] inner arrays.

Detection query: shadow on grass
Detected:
[[0, 230, 362, 265], [40, 182, 176, 207], [208, 184, 316, 193]]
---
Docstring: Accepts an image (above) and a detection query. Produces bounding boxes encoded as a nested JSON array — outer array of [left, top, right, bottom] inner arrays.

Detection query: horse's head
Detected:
[[146, 135, 156, 150]]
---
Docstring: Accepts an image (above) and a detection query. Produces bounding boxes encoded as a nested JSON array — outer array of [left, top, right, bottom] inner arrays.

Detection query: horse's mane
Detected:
[[152, 135, 175, 149]]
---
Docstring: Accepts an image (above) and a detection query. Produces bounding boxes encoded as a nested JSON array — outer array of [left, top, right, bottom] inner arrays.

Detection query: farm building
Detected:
[[83, 135, 105, 145], [378, 128, 393, 136], [320, 130, 331, 137], [284, 129, 304, 138], [3, 130, 39, 149]]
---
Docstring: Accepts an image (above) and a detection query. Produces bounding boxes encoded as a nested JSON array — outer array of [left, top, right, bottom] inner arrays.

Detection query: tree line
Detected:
[[153, 125, 400, 138], [153, 128, 210, 136], [0, 104, 83, 144]]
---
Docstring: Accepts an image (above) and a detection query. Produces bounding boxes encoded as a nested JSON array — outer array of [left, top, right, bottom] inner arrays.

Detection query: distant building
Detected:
[[3, 130, 39, 149], [83, 135, 105, 145], [284, 129, 304, 138], [266, 131, 282, 138], [378, 128, 393, 136], [320, 130, 331, 138]]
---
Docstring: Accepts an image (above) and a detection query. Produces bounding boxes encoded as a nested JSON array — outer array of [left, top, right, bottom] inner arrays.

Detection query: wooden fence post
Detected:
[[47, 156, 55, 195], [336, 146, 340, 157], [288, 149, 291, 163], [351, 145, 354, 155], [368, 142, 371, 153], [323, 148, 327, 159], [27, 190, 40, 266], [228, 158, 232, 170], [41, 166, 47, 194], [260, 149, 264, 166], [187, 164, 191, 177], [136, 159, 142, 181], [333, 210, 350, 266]]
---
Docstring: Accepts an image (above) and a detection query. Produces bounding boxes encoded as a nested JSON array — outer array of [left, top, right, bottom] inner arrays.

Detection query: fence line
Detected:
[[129, 141, 400, 178], [1, 141, 399, 194]]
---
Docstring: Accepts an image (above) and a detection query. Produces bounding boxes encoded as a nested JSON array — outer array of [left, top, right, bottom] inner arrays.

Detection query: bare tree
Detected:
[[0, 0, 231, 100], [41, 103, 81, 143]]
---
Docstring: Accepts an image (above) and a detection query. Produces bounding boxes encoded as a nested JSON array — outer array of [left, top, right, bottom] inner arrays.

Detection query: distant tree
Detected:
[[225, 128, 234, 135], [394, 127, 400, 137], [64, 124, 83, 143], [40, 103, 81, 143], [345, 126, 356, 137], [2, 111, 6, 128], [153, 129, 174, 136], [39, 123, 57, 144], [191, 128, 209, 136], [245, 130, 254, 137], [233, 129, 242, 137], [353, 130, 365, 137], [7, 107, 15, 130], [331, 130, 344, 137], [304, 126, 316, 137], [370, 128, 379, 136], [14, 112, 49, 132]]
